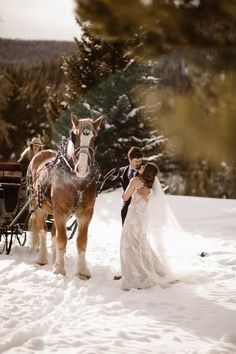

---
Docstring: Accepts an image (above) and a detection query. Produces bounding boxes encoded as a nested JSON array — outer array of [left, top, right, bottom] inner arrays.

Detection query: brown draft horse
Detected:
[[28, 113, 103, 277]]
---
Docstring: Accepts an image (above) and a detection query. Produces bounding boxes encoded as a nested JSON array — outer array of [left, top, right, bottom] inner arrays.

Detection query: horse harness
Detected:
[[28, 135, 101, 213]]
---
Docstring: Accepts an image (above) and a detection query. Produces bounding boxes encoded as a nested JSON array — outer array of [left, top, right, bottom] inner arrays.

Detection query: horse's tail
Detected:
[[28, 213, 40, 251]]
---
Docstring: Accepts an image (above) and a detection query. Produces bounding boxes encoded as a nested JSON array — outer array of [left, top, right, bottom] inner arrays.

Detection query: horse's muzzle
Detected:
[[74, 161, 90, 179]]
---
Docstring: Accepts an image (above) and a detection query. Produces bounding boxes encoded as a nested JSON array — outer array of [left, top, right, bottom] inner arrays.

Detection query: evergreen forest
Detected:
[[1, 0, 236, 200]]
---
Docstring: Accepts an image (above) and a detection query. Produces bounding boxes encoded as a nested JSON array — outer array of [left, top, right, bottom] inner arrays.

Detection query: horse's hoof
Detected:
[[53, 267, 66, 276], [76, 273, 91, 280], [36, 259, 48, 266]]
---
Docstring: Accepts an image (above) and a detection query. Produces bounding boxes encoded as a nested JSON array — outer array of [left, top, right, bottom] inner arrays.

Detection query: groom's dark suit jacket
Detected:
[[113, 165, 139, 225]]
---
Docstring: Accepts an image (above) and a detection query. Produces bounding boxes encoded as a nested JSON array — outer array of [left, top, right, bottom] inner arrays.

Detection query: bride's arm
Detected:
[[122, 178, 136, 201]]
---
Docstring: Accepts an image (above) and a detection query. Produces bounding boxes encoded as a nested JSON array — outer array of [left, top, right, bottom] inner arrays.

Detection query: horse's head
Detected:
[[67, 113, 103, 179]]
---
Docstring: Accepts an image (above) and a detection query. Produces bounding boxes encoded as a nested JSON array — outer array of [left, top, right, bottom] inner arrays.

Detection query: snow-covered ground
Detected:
[[0, 189, 236, 354]]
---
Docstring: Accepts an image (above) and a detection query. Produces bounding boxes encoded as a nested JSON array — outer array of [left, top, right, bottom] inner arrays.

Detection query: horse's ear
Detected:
[[71, 113, 79, 128], [93, 116, 104, 131]]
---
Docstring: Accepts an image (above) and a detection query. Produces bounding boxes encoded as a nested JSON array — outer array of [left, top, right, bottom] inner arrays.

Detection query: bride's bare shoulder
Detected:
[[131, 176, 143, 187]]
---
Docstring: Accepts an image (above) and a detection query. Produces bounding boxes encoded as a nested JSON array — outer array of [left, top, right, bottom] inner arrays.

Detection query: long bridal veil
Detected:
[[147, 177, 208, 283]]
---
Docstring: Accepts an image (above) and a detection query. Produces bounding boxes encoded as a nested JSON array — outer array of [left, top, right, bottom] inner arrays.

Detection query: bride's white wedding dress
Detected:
[[120, 177, 207, 290], [121, 187, 167, 290]]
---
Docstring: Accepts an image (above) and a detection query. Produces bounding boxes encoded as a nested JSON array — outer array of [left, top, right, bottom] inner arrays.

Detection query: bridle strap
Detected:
[[74, 145, 95, 160], [61, 153, 74, 173]]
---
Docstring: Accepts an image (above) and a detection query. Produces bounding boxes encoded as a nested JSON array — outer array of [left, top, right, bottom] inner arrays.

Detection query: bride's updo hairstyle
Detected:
[[141, 163, 159, 189]]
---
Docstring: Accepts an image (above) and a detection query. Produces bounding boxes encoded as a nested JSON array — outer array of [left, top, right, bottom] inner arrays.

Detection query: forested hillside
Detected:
[[0, 39, 75, 67], [0, 39, 74, 160]]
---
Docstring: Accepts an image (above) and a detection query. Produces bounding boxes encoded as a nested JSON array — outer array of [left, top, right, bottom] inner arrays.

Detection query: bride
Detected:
[[120, 162, 206, 290]]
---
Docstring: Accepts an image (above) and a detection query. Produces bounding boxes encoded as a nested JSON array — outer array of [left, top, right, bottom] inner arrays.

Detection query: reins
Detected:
[[96, 168, 117, 195]]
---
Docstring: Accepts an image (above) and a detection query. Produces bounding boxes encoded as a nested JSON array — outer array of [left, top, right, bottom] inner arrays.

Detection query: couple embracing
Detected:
[[113, 147, 207, 291], [113, 147, 168, 290]]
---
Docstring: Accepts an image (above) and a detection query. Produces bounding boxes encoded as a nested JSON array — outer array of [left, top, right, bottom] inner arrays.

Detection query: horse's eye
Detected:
[[83, 128, 91, 136], [73, 129, 79, 135]]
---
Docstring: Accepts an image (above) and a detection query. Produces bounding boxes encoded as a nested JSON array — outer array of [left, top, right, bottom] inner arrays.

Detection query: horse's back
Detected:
[[28, 149, 57, 182]]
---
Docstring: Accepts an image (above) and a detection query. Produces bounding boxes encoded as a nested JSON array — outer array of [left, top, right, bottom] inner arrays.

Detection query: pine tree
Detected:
[[62, 24, 130, 96], [43, 22, 167, 172]]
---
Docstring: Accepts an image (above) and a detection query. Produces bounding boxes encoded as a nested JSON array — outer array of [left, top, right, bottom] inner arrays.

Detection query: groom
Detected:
[[113, 146, 149, 225]]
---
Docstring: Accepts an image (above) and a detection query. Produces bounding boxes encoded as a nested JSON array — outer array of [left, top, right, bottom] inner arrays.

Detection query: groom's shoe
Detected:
[[200, 251, 208, 257], [113, 275, 122, 280]]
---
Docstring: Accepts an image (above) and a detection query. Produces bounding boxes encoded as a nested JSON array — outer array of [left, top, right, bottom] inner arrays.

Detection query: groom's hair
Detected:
[[128, 146, 143, 160]]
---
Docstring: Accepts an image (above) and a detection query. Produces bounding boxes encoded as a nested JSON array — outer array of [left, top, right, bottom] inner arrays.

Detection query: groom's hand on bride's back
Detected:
[[137, 186, 150, 199]]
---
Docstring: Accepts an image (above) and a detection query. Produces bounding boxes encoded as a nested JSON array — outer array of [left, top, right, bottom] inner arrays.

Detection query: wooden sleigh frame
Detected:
[[0, 162, 28, 254]]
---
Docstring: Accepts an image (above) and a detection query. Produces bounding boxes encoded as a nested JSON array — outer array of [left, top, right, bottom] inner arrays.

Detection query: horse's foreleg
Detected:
[[38, 229, 48, 265], [28, 213, 39, 252], [29, 208, 48, 265], [53, 215, 67, 275], [75, 210, 93, 279]]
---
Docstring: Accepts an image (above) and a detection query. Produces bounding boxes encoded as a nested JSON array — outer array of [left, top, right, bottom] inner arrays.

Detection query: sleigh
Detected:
[[0, 162, 28, 254]]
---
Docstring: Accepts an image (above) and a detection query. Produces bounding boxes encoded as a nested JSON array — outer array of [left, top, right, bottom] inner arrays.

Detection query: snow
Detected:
[[140, 0, 152, 6], [0, 189, 236, 354], [82, 102, 91, 110], [127, 106, 145, 118]]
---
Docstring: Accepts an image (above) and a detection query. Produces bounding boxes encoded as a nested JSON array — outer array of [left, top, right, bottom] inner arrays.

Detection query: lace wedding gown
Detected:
[[120, 189, 167, 290], [120, 177, 208, 290]]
